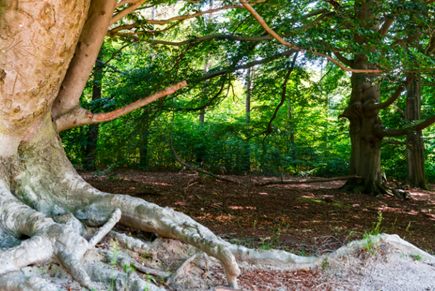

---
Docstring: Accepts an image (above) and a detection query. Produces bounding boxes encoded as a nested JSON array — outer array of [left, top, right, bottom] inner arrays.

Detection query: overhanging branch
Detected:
[[239, 0, 384, 74], [55, 81, 187, 132], [379, 18, 395, 36], [203, 49, 298, 80], [52, 0, 118, 121], [379, 114, 435, 137], [367, 77, 413, 111]]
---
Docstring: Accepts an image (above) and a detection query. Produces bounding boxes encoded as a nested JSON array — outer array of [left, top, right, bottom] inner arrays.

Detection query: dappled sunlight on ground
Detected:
[[81, 170, 435, 256]]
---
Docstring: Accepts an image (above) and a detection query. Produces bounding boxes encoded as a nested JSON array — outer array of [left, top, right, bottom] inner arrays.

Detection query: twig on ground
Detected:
[[261, 216, 292, 228], [254, 175, 362, 186]]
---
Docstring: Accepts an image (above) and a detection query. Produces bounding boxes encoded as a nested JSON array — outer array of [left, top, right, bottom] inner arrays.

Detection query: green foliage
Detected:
[[61, 0, 435, 182]]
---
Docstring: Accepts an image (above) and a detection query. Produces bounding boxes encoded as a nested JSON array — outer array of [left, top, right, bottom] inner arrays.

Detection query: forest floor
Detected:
[[81, 169, 435, 290]]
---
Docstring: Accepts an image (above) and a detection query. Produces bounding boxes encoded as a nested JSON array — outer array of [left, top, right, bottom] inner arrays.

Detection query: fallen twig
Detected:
[[254, 175, 362, 186]]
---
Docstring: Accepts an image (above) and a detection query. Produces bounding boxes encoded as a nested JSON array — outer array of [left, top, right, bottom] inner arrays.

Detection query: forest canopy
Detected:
[[63, 0, 435, 193]]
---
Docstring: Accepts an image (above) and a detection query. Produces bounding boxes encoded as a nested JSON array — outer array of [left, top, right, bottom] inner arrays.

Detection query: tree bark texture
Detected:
[[405, 75, 430, 190], [340, 2, 387, 195], [340, 55, 385, 195], [0, 1, 241, 289]]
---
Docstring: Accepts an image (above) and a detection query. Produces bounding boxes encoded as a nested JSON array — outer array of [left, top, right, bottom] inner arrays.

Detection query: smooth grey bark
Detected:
[[405, 75, 430, 190]]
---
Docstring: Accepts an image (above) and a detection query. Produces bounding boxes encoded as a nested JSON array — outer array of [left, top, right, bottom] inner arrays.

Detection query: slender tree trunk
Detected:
[[289, 95, 296, 163], [84, 55, 103, 170], [139, 108, 150, 168], [405, 75, 429, 189], [242, 67, 252, 172]]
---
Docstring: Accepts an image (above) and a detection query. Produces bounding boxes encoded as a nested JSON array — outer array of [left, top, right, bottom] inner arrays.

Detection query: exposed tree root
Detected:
[[0, 272, 59, 291], [99, 249, 172, 279]]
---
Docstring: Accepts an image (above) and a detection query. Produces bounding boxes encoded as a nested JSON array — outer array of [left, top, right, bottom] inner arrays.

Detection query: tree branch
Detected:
[[383, 138, 405, 145], [367, 77, 413, 111], [111, 0, 148, 25], [116, 0, 141, 8], [203, 49, 298, 80], [303, 9, 331, 18], [379, 18, 395, 37], [265, 52, 298, 135], [239, 0, 384, 74], [112, 0, 264, 26], [332, 51, 353, 67], [139, 34, 274, 46], [52, 0, 118, 121], [393, 102, 406, 118], [255, 175, 361, 186], [55, 81, 187, 132], [379, 114, 435, 137]]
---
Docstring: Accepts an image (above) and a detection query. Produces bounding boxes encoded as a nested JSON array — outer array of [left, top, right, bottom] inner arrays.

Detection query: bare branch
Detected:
[[239, 0, 384, 74], [56, 81, 187, 132], [203, 49, 298, 80], [367, 77, 413, 111], [116, 0, 140, 8], [112, 0, 265, 26], [52, 0, 118, 121], [255, 175, 362, 186], [333, 51, 353, 67], [379, 18, 395, 37], [393, 102, 406, 118], [111, 0, 148, 25], [383, 138, 405, 145], [145, 3, 256, 25], [265, 52, 298, 135], [303, 9, 330, 18], [115, 33, 274, 45]]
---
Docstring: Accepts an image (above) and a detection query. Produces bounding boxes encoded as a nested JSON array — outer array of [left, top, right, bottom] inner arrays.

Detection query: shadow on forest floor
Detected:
[[81, 169, 435, 257]]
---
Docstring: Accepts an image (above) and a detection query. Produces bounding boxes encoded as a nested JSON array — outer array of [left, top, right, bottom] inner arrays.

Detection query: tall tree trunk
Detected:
[[405, 75, 430, 189], [289, 94, 296, 163], [242, 67, 252, 172], [340, 56, 385, 195], [0, 1, 241, 288], [84, 54, 103, 170], [139, 108, 150, 168]]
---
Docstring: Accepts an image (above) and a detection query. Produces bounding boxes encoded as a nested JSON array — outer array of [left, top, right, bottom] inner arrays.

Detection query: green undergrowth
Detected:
[[297, 197, 351, 209]]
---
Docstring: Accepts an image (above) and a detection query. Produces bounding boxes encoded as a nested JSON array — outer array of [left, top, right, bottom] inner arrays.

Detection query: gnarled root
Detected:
[[82, 193, 241, 288], [0, 177, 122, 290], [0, 271, 59, 291]]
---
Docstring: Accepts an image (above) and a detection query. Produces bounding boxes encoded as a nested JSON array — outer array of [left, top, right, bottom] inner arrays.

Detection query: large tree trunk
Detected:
[[0, 1, 241, 289], [340, 56, 385, 195], [405, 75, 430, 190]]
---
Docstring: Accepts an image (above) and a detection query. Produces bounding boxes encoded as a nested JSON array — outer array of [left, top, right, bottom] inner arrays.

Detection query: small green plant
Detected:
[[109, 239, 121, 291], [411, 254, 422, 261], [363, 211, 384, 254], [392, 218, 397, 230], [321, 258, 329, 270], [109, 239, 121, 265], [405, 221, 412, 232]]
